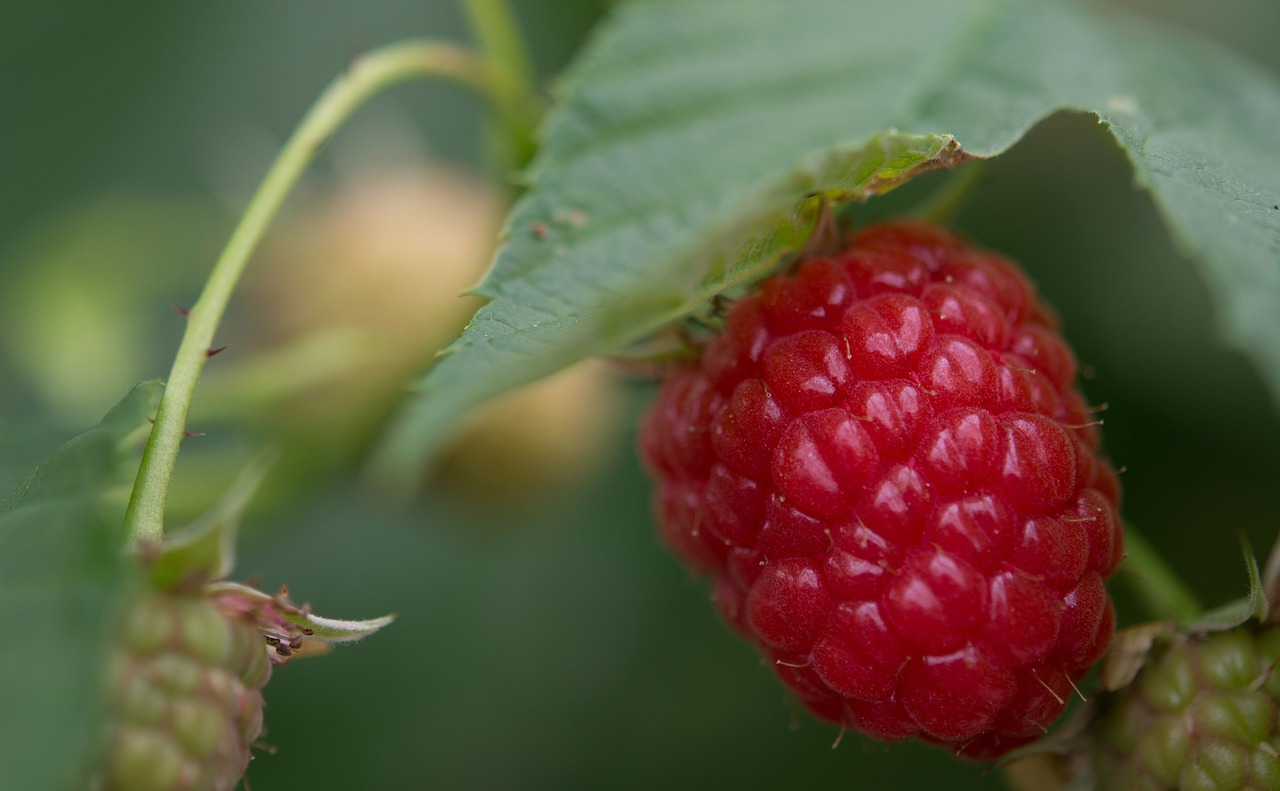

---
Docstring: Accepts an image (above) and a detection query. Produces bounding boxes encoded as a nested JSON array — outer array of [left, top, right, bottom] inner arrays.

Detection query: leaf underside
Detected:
[[0, 381, 162, 790], [375, 0, 1280, 486]]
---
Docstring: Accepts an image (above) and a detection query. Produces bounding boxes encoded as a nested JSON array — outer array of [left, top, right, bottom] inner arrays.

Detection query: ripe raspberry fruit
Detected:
[[640, 218, 1123, 759], [1091, 625, 1280, 790]]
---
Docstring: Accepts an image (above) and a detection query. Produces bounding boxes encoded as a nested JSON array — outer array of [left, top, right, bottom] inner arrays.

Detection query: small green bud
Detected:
[[1198, 630, 1259, 691], [98, 590, 269, 791], [1092, 624, 1280, 791], [108, 727, 185, 791]]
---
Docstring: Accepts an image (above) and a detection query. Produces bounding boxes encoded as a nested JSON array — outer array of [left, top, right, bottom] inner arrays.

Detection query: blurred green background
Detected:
[[2, 1, 1279, 788]]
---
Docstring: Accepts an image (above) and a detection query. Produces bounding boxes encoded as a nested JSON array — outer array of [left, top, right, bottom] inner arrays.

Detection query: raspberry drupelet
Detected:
[[640, 219, 1123, 759]]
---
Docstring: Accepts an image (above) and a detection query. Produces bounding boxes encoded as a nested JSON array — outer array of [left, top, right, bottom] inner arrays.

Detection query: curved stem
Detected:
[[1121, 523, 1203, 624], [461, 0, 543, 171], [462, 0, 535, 100], [123, 41, 501, 545]]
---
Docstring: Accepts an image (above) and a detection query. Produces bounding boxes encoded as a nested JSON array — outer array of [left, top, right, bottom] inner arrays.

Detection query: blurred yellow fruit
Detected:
[[215, 160, 621, 506], [431, 360, 622, 507]]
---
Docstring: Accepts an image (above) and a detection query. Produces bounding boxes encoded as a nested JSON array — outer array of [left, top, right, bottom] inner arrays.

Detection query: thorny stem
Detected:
[[1121, 523, 1204, 624], [123, 40, 521, 545]]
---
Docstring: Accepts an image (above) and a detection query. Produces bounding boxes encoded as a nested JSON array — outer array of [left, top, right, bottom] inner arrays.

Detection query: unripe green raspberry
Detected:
[[1092, 625, 1280, 791], [99, 588, 272, 791]]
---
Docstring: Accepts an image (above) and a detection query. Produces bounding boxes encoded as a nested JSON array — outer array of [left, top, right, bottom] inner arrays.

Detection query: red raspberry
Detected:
[[640, 219, 1123, 759]]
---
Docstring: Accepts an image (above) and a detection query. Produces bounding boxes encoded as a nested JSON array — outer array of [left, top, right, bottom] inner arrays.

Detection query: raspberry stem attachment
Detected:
[[123, 40, 535, 545], [1119, 523, 1203, 624]]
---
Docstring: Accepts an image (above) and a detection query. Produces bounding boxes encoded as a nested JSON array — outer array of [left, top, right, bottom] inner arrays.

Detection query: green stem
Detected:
[[1121, 523, 1204, 624], [912, 160, 987, 226], [461, 0, 542, 171], [123, 40, 500, 545], [461, 0, 534, 98]]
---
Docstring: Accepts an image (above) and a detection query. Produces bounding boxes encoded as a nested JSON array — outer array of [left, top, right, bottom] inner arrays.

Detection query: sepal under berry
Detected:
[[207, 581, 397, 661]]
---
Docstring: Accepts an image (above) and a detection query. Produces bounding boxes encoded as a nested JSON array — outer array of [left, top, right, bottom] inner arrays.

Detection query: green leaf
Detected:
[[149, 449, 279, 591], [375, 0, 1280, 486], [0, 381, 162, 790]]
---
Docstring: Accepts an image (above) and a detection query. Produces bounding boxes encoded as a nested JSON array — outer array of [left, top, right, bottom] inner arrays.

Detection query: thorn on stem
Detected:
[[206, 345, 228, 358], [347, 40, 369, 73], [710, 293, 735, 316], [183, 430, 206, 438], [171, 304, 190, 318]]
